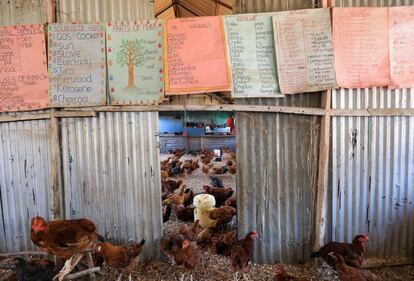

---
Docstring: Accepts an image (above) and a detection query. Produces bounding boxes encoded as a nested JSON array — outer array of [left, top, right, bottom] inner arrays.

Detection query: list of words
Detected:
[[166, 17, 231, 94], [273, 8, 336, 94], [0, 25, 48, 112], [48, 24, 106, 107], [389, 7, 414, 88], [224, 14, 281, 98], [106, 20, 164, 105], [333, 8, 390, 88]]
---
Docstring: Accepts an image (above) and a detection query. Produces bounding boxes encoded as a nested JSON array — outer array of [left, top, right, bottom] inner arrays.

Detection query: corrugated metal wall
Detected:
[[236, 94, 322, 263], [0, 117, 52, 252], [60, 112, 162, 259], [56, 0, 162, 260], [0, 1, 51, 253], [330, 0, 414, 258]]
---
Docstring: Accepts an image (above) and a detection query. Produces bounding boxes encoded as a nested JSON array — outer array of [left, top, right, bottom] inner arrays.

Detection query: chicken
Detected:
[[203, 185, 234, 207], [226, 160, 234, 167], [161, 234, 184, 257], [202, 165, 210, 174], [97, 239, 145, 269], [212, 166, 228, 175], [162, 184, 186, 206], [175, 205, 195, 222], [273, 265, 308, 281], [178, 220, 200, 241], [172, 149, 185, 157], [328, 252, 377, 281], [311, 234, 369, 268], [196, 226, 218, 245], [224, 197, 237, 209], [210, 176, 224, 188], [30, 216, 104, 258], [230, 231, 258, 273], [163, 205, 172, 223], [162, 179, 183, 194], [211, 229, 237, 256], [228, 165, 236, 175], [0, 257, 56, 281], [181, 240, 199, 270], [161, 170, 169, 181], [205, 206, 236, 226], [183, 188, 194, 207]]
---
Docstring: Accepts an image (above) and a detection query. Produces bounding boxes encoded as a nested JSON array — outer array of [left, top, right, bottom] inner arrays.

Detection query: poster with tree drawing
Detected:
[[106, 20, 164, 105]]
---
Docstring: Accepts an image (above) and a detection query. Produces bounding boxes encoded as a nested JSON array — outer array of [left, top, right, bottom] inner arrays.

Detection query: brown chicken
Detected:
[[97, 239, 145, 269], [30, 216, 104, 258], [183, 188, 194, 207], [230, 231, 258, 273], [202, 164, 210, 174], [203, 185, 234, 207], [273, 265, 308, 281], [196, 226, 218, 245], [225, 197, 237, 209], [162, 179, 183, 194], [180, 240, 199, 270], [161, 234, 184, 257], [175, 205, 195, 222], [311, 234, 369, 268], [212, 229, 237, 256], [328, 252, 378, 281], [205, 206, 236, 226], [162, 184, 186, 206], [228, 165, 237, 175], [226, 160, 234, 167], [178, 220, 200, 241]]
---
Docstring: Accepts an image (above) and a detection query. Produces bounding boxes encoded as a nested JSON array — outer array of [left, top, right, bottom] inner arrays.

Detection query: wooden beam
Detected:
[[0, 111, 96, 123], [49, 109, 61, 220], [64, 104, 327, 115], [178, 3, 200, 16], [155, 3, 174, 17], [211, 0, 233, 10], [312, 90, 331, 252], [331, 108, 414, 116], [214, 2, 220, 15]]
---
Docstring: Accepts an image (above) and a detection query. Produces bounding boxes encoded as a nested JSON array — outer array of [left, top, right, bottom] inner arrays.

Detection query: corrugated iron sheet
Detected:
[[236, 107, 320, 263], [57, 0, 154, 23], [60, 112, 162, 259], [330, 0, 414, 259], [234, 0, 317, 13], [0, 0, 47, 26], [0, 118, 52, 252]]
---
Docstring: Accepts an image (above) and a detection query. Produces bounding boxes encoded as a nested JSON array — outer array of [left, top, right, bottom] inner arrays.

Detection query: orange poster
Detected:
[[389, 7, 414, 89], [165, 17, 231, 95], [333, 8, 389, 88], [0, 25, 49, 112]]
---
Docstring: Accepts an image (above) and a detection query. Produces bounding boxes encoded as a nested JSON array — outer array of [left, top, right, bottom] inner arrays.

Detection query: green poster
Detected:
[[106, 20, 164, 105], [224, 13, 283, 98]]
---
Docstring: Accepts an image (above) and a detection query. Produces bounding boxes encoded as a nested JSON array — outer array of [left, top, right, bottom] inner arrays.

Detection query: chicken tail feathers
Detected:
[[139, 239, 146, 246], [311, 251, 323, 258]]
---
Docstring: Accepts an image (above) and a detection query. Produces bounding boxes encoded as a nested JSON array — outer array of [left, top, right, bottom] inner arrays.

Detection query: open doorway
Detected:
[[158, 110, 238, 256]]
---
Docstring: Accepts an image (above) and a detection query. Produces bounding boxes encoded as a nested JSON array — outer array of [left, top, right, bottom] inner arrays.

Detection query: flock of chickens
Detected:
[[0, 147, 381, 281]]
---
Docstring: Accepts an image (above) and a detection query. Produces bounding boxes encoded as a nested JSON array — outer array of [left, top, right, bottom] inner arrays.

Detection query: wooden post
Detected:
[[312, 89, 331, 251], [50, 110, 62, 220]]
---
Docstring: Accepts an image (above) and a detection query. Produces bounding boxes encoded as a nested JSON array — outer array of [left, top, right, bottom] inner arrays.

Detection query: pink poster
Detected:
[[333, 8, 390, 88], [389, 7, 414, 89], [165, 16, 231, 95], [0, 25, 49, 112]]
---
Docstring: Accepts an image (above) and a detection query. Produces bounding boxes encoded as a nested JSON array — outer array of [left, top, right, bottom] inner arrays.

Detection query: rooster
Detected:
[[311, 234, 369, 268], [30, 216, 104, 258], [97, 239, 145, 270]]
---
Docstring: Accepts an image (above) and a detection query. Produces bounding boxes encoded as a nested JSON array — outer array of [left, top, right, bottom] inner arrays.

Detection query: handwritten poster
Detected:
[[165, 16, 231, 95], [389, 7, 414, 89], [332, 8, 389, 88], [224, 13, 282, 98], [273, 8, 336, 94], [0, 25, 48, 112], [106, 20, 164, 105], [48, 24, 106, 107]]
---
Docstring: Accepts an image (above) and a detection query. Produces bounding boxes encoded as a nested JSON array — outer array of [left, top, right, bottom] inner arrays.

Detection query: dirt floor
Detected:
[[1, 153, 413, 280]]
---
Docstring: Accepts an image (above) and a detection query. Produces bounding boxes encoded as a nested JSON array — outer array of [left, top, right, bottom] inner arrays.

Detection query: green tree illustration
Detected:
[[116, 39, 146, 89]]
